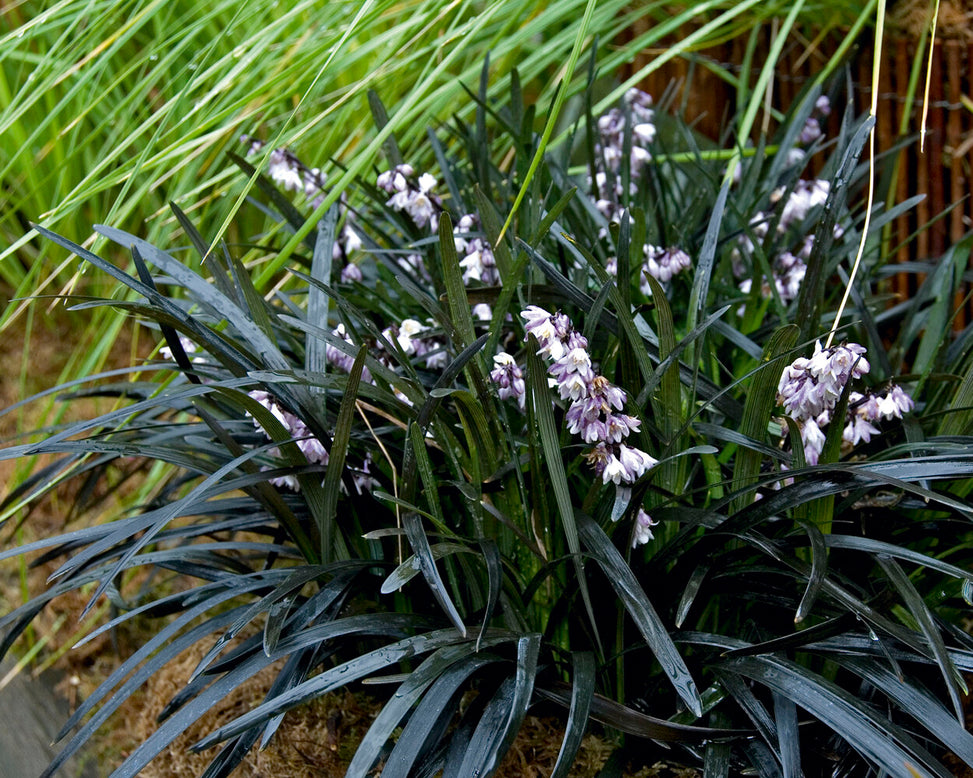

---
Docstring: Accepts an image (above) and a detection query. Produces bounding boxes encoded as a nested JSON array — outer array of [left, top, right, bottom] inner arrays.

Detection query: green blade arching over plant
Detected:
[[319, 345, 368, 562], [877, 555, 967, 721], [687, 174, 730, 340], [438, 212, 477, 350], [794, 516, 829, 623], [381, 543, 472, 593], [643, 273, 682, 480], [305, 206, 339, 377], [726, 654, 955, 778], [535, 682, 745, 741], [368, 651, 504, 778], [345, 641, 512, 778], [406, 420, 448, 533], [475, 538, 503, 652], [835, 655, 973, 766], [401, 511, 468, 637]]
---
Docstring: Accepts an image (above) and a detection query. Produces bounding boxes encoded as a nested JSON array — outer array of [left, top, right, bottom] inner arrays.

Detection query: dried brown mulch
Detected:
[[888, 0, 973, 40]]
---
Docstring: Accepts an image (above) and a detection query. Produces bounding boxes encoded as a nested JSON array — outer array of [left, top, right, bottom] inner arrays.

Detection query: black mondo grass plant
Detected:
[[3, 63, 973, 778]]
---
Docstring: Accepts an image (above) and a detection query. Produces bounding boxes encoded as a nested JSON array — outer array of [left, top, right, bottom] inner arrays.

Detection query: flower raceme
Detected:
[[503, 305, 659, 547], [242, 138, 504, 326], [489, 353, 526, 410], [778, 341, 870, 423], [243, 136, 364, 277], [377, 163, 441, 232], [734, 170, 838, 306], [246, 389, 378, 494], [589, 89, 694, 293], [454, 214, 498, 286], [519, 305, 657, 486], [595, 88, 657, 186], [633, 507, 658, 548], [777, 341, 914, 465], [798, 95, 832, 146], [247, 389, 329, 491]]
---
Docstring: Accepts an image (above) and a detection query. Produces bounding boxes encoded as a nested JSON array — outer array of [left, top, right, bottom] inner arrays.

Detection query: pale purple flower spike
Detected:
[[247, 389, 330, 490], [377, 164, 441, 232], [519, 306, 658, 489], [777, 341, 913, 465], [589, 90, 693, 291], [734, 176, 838, 304], [454, 214, 498, 286]]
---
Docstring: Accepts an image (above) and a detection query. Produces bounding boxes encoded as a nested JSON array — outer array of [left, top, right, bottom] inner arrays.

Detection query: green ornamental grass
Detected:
[[1, 1, 872, 320]]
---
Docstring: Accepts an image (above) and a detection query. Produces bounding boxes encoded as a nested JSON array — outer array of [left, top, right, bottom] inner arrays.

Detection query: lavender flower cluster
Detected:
[[382, 318, 447, 370], [454, 214, 498, 286], [735, 179, 834, 304], [591, 89, 655, 222], [590, 90, 693, 290], [595, 88, 657, 190], [513, 306, 659, 547], [246, 389, 379, 494], [520, 306, 657, 486], [731, 98, 837, 304], [243, 136, 327, 207], [244, 135, 500, 323], [490, 305, 657, 548], [489, 352, 526, 410], [324, 317, 447, 408], [798, 95, 832, 146], [375, 167, 497, 314], [606, 245, 693, 294], [247, 389, 329, 491], [377, 164, 441, 232], [777, 341, 914, 465], [243, 136, 364, 280], [281, 162, 495, 398]]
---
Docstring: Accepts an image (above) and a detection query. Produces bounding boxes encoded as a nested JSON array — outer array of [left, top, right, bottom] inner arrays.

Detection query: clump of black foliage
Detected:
[[2, 58, 973, 778]]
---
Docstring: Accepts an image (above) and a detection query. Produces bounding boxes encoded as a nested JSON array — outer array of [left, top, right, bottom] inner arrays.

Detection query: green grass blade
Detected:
[[305, 206, 338, 378], [730, 325, 798, 514], [456, 634, 541, 777], [438, 211, 476, 349], [402, 509, 467, 637], [877, 555, 967, 721], [496, 0, 598, 242]]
